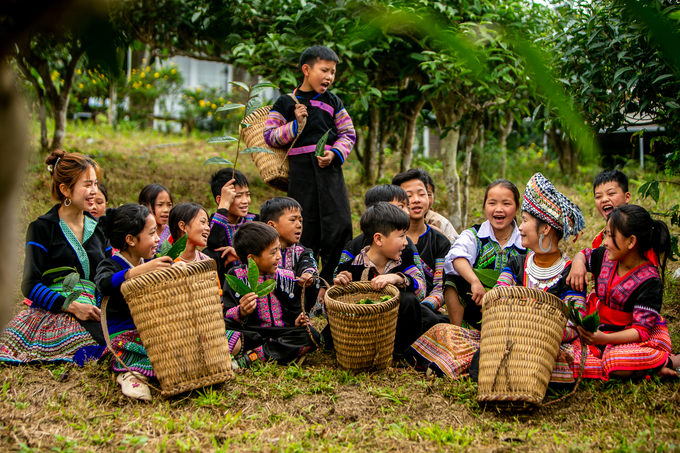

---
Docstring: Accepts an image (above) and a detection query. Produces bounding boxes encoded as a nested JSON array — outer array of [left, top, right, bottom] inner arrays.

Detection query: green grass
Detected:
[[2, 121, 680, 451]]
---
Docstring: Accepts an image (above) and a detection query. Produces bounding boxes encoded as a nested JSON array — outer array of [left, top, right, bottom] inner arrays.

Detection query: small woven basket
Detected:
[[119, 260, 233, 397], [324, 282, 400, 371], [477, 286, 569, 410], [241, 105, 289, 192]]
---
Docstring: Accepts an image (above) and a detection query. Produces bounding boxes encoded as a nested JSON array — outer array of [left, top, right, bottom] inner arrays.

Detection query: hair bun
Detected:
[[45, 150, 65, 166], [98, 207, 117, 239]]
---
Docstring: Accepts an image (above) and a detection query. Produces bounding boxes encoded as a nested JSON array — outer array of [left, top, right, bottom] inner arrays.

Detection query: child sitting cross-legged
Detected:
[[334, 202, 427, 356], [223, 222, 320, 369], [260, 197, 319, 312]]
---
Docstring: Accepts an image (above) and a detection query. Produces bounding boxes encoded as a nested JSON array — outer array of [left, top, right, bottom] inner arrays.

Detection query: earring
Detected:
[[538, 233, 553, 253], [64, 198, 71, 207]]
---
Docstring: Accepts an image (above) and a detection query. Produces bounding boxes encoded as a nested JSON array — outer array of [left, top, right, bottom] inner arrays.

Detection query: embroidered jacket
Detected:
[[497, 253, 586, 342], [279, 244, 319, 311], [412, 226, 451, 311], [22, 205, 110, 313], [334, 245, 426, 301], [583, 247, 663, 341], [205, 209, 259, 285], [222, 266, 303, 328], [264, 88, 356, 163]]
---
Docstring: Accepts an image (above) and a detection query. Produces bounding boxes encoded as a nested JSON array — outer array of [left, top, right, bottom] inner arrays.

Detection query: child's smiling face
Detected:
[[594, 182, 630, 221], [228, 184, 251, 222], [183, 210, 210, 248], [377, 229, 408, 262], [132, 214, 160, 260], [400, 179, 428, 222], [251, 239, 282, 275], [301, 59, 336, 94]]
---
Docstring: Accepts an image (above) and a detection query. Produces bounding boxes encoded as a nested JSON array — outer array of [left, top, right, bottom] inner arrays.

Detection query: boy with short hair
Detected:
[[334, 203, 426, 355], [421, 171, 459, 243], [205, 168, 259, 285], [264, 45, 356, 286], [223, 222, 320, 369], [591, 170, 632, 248], [260, 197, 319, 311], [392, 169, 451, 320]]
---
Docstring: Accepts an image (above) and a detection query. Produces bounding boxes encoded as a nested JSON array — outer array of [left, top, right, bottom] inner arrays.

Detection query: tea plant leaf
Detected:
[[255, 279, 276, 297], [225, 275, 251, 296], [241, 147, 274, 155], [158, 239, 172, 257], [203, 157, 234, 166], [215, 104, 245, 113], [247, 257, 259, 290], [229, 81, 250, 92], [582, 312, 600, 333], [42, 266, 78, 277], [62, 273, 80, 293], [638, 180, 660, 203], [206, 136, 238, 144], [472, 268, 501, 288], [163, 234, 187, 260], [240, 123, 252, 128], [315, 128, 332, 157], [244, 97, 262, 118], [250, 84, 277, 97], [64, 290, 82, 306]]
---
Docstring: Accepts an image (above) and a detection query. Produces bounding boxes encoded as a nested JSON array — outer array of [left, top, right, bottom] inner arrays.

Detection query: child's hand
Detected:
[[577, 326, 606, 345], [295, 312, 310, 327], [317, 150, 335, 168], [238, 292, 257, 319], [218, 178, 237, 210], [294, 104, 308, 123], [371, 274, 403, 290], [140, 256, 173, 274], [215, 246, 239, 266], [334, 271, 352, 286], [65, 301, 101, 322], [470, 280, 486, 306], [297, 272, 314, 287], [566, 260, 588, 292]]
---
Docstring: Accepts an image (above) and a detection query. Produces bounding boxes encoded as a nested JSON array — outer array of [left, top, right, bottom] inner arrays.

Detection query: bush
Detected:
[[180, 86, 241, 133]]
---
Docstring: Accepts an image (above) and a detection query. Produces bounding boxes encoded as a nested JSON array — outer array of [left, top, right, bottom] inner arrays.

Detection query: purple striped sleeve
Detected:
[[330, 109, 356, 163], [264, 110, 298, 147]]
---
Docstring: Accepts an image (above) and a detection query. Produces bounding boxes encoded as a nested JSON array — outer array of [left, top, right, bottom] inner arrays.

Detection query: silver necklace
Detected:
[[526, 252, 567, 290]]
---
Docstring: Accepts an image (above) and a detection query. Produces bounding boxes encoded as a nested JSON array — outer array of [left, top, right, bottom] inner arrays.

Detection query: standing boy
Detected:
[[264, 45, 356, 288]]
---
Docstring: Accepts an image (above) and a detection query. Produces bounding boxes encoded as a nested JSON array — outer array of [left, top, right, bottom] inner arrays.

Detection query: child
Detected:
[[205, 168, 258, 285], [95, 204, 174, 401], [443, 179, 525, 328], [139, 184, 174, 245], [90, 183, 108, 218], [223, 222, 320, 369], [590, 170, 632, 249], [334, 203, 426, 355], [264, 45, 356, 285], [392, 170, 451, 324], [568, 205, 679, 379], [260, 197, 319, 311], [421, 170, 458, 243], [168, 203, 212, 263]]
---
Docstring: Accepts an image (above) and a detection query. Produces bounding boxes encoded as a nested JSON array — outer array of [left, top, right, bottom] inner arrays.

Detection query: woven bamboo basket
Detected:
[[324, 282, 400, 371], [241, 105, 289, 192], [118, 260, 233, 397], [477, 286, 569, 410]]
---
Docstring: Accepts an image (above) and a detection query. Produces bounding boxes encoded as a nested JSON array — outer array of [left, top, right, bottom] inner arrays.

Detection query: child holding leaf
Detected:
[[222, 222, 320, 369], [264, 45, 356, 287]]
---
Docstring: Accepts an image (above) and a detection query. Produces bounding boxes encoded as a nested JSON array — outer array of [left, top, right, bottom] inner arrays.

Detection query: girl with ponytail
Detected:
[[568, 204, 679, 379]]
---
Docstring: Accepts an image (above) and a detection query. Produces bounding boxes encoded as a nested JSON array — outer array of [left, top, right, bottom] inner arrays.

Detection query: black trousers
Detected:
[[288, 154, 353, 283], [225, 320, 319, 365]]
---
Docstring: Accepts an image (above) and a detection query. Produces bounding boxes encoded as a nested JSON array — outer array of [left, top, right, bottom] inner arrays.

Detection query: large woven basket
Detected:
[[477, 286, 569, 410], [325, 282, 400, 371], [118, 260, 233, 397], [241, 105, 289, 192]]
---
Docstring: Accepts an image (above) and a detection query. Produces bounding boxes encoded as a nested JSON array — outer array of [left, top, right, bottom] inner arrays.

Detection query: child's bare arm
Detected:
[[453, 257, 486, 305], [371, 273, 405, 290], [217, 179, 237, 210], [566, 251, 588, 292], [334, 270, 352, 286]]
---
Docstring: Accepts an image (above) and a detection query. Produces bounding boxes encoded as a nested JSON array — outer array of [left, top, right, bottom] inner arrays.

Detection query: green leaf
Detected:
[[638, 180, 660, 203], [240, 123, 252, 128], [247, 257, 259, 290], [250, 83, 278, 97], [613, 67, 633, 82], [472, 268, 501, 288], [203, 157, 234, 166], [229, 81, 250, 92], [206, 136, 238, 144], [42, 266, 78, 277], [582, 312, 600, 333], [225, 275, 251, 296], [254, 279, 276, 297], [62, 273, 80, 293], [244, 97, 262, 118], [163, 234, 187, 260], [158, 239, 172, 257], [63, 290, 82, 306], [315, 128, 332, 157], [241, 147, 275, 155], [214, 104, 245, 113]]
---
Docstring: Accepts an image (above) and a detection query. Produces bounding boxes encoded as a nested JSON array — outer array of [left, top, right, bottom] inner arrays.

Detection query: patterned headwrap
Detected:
[[522, 173, 585, 241]]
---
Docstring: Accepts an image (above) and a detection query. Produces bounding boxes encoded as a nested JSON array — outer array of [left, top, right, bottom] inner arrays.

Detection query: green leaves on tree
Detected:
[[472, 268, 501, 289], [315, 129, 332, 157], [638, 180, 660, 204], [160, 234, 187, 260]]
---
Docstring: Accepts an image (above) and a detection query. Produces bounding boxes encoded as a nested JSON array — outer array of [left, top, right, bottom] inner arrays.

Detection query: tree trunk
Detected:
[[549, 124, 578, 175], [50, 98, 68, 151], [498, 111, 514, 179], [364, 105, 379, 184], [399, 98, 426, 173], [471, 125, 484, 187], [354, 126, 364, 163], [108, 82, 116, 125], [377, 126, 389, 184], [460, 118, 481, 228]]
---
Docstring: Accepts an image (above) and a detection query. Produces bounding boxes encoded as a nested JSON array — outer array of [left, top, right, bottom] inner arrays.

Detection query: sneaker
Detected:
[[231, 351, 258, 370], [116, 372, 152, 402]]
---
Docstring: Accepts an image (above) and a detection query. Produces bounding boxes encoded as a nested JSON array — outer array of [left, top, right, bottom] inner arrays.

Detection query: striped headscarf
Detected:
[[522, 173, 585, 241]]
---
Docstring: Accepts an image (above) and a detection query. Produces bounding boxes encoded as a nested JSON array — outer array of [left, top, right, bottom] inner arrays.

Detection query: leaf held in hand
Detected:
[[472, 268, 501, 289], [206, 136, 238, 144], [64, 290, 82, 306], [582, 312, 600, 333], [62, 273, 80, 293], [247, 257, 259, 290], [203, 157, 234, 166], [229, 81, 250, 92], [214, 104, 245, 113], [225, 275, 251, 296], [42, 266, 78, 277], [240, 147, 275, 155], [254, 279, 276, 297], [158, 239, 172, 257], [163, 235, 187, 260], [315, 128, 332, 157]]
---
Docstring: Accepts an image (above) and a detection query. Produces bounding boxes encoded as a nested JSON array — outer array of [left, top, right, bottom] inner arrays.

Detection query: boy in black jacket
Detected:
[[264, 45, 355, 287]]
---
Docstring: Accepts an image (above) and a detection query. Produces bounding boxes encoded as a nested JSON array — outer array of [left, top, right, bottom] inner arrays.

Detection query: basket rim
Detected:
[[120, 260, 216, 297], [481, 285, 569, 319], [325, 282, 400, 313]]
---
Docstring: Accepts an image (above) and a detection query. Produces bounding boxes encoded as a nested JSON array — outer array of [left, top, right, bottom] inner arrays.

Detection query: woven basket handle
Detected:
[[299, 274, 332, 351], [101, 295, 162, 392], [279, 92, 308, 172]]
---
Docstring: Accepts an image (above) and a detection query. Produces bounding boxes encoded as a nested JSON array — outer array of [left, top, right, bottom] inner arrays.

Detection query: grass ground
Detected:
[[1, 121, 680, 452]]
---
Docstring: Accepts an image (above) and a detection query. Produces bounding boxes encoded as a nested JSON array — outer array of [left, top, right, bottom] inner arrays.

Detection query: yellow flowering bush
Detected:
[[180, 86, 240, 132], [123, 64, 183, 121]]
